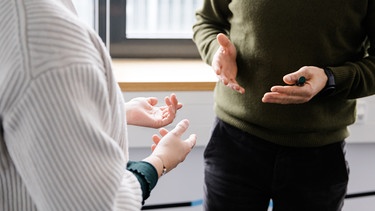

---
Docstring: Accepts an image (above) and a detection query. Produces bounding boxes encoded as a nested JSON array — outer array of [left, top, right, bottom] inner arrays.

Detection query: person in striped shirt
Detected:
[[0, 0, 196, 210]]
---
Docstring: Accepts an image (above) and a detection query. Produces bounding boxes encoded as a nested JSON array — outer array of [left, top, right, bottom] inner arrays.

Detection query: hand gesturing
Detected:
[[212, 33, 245, 94], [126, 93, 182, 128]]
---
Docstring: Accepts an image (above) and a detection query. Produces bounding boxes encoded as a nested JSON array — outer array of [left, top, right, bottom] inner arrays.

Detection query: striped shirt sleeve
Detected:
[[4, 64, 143, 210]]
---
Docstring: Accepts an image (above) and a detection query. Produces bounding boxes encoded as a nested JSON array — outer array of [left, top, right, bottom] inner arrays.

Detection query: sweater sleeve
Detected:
[[192, 0, 232, 65], [127, 161, 159, 204], [5, 65, 143, 211], [329, 1, 375, 99]]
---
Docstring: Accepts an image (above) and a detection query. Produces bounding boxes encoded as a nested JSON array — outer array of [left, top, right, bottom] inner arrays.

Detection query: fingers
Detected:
[[218, 77, 245, 94], [159, 128, 169, 136], [271, 84, 311, 97], [151, 144, 157, 152], [227, 81, 245, 94], [262, 66, 314, 104], [151, 128, 168, 144], [151, 128, 168, 151], [185, 134, 197, 149], [262, 84, 313, 104], [169, 93, 178, 105], [165, 94, 183, 110], [213, 34, 244, 94], [217, 33, 230, 49], [152, 128, 168, 142], [147, 97, 158, 106], [152, 134, 161, 144], [148, 119, 196, 173], [262, 92, 308, 104], [283, 66, 314, 85], [283, 73, 308, 86], [147, 94, 182, 112], [164, 93, 175, 105], [170, 119, 189, 137]]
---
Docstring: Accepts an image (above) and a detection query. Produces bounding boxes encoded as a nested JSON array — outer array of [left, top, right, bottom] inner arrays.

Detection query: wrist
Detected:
[[143, 155, 167, 178], [125, 102, 137, 123], [318, 67, 336, 97], [154, 155, 167, 177]]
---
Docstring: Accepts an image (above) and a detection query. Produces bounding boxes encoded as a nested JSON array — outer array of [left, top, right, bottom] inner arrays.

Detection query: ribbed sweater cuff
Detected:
[[127, 161, 158, 204]]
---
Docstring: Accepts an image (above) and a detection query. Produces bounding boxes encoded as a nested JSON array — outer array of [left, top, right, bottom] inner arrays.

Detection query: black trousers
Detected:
[[204, 118, 349, 211]]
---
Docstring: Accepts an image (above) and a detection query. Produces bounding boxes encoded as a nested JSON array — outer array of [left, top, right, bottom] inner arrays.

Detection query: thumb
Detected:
[[217, 33, 230, 48], [147, 97, 158, 106], [283, 70, 306, 85], [171, 119, 190, 137], [283, 74, 296, 85]]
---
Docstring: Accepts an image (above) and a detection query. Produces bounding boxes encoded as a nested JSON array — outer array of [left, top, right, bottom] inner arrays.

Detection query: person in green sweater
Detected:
[[193, 1, 375, 210]]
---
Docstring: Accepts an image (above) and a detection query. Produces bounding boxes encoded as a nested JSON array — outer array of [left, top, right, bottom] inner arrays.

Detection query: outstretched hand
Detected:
[[262, 66, 328, 104], [212, 33, 245, 94], [149, 119, 197, 174], [125, 93, 183, 128]]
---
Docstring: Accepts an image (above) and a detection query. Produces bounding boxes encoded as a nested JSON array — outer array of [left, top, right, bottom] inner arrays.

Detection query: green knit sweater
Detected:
[[193, 0, 375, 147]]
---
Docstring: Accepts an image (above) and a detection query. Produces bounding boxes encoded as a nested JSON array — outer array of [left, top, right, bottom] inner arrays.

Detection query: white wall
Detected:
[[123, 91, 215, 148], [347, 96, 375, 143]]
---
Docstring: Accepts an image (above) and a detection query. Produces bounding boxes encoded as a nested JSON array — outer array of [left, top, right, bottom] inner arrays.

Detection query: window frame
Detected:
[[106, 0, 200, 59]]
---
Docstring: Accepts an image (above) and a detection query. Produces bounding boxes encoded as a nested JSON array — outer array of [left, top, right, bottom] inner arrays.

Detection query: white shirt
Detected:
[[0, 0, 143, 210]]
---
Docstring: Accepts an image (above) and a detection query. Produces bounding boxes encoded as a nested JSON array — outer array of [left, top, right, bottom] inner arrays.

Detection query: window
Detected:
[[125, 0, 201, 39], [71, 0, 109, 47], [72, 0, 203, 59], [110, 0, 203, 58]]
